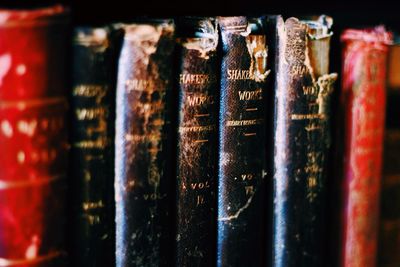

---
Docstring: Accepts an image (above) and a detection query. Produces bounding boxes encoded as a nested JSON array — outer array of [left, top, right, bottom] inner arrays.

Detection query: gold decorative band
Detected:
[[0, 251, 62, 266], [0, 175, 64, 190], [0, 97, 67, 110]]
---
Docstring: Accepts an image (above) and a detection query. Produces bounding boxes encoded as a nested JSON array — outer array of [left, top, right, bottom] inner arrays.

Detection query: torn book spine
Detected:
[[114, 21, 176, 267], [272, 16, 337, 267], [175, 17, 219, 267], [217, 16, 270, 267]]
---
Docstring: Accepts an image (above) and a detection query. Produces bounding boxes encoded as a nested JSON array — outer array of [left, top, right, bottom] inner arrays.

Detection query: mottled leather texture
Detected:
[[340, 27, 392, 267], [0, 5, 69, 267], [175, 17, 219, 267], [217, 16, 270, 267], [272, 16, 337, 267], [69, 27, 121, 267], [114, 20, 176, 267]]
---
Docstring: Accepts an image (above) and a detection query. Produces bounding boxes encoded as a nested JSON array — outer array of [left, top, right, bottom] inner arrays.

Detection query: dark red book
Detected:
[[0, 6, 69, 267], [340, 27, 392, 267]]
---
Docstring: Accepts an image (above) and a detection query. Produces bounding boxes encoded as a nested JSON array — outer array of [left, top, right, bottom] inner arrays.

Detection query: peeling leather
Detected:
[[175, 17, 219, 267], [114, 20, 175, 267], [273, 15, 336, 267], [217, 16, 270, 267]]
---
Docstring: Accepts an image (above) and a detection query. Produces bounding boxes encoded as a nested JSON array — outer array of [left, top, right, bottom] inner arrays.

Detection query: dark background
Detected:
[[0, 1, 396, 266], [1, 0, 398, 73]]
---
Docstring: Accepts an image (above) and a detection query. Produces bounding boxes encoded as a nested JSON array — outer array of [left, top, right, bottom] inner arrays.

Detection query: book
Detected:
[[272, 16, 337, 266], [378, 41, 400, 267], [217, 16, 270, 267], [340, 27, 392, 267], [0, 5, 69, 266], [114, 21, 176, 267], [175, 17, 219, 266], [69, 27, 121, 267]]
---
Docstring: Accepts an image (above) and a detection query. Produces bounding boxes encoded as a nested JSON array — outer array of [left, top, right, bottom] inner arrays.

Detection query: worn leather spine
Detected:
[[69, 27, 121, 267], [0, 6, 69, 267], [273, 16, 337, 267], [175, 17, 219, 267], [217, 16, 270, 267], [378, 41, 400, 267], [340, 27, 392, 267], [114, 21, 175, 267]]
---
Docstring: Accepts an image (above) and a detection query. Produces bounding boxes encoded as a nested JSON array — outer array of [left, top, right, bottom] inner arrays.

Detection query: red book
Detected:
[[340, 27, 392, 267], [0, 6, 69, 266]]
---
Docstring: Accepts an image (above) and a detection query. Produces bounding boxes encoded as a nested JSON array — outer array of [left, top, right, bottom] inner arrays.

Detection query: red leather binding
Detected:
[[340, 27, 392, 267], [0, 6, 69, 266]]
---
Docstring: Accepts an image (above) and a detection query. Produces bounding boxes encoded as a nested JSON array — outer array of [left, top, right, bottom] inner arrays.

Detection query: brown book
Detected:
[[114, 21, 176, 267]]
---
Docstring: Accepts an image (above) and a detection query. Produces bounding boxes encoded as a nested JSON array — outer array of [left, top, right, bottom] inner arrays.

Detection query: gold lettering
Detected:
[[73, 85, 108, 104], [245, 186, 254, 195], [227, 69, 254, 80], [196, 195, 205, 206], [187, 94, 214, 107], [125, 79, 154, 92], [291, 114, 324, 120], [143, 193, 164, 200], [179, 74, 210, 84], [226, 119, 263, 127], [302, 85, 318, 95], [238, 89, 263, 101], [189, 181, 211, 190], [82, 201, 104, 211], [291, 65, 308, 75], [241, 174, 254, 181], [74, 137, 109, 149], [75, 107, 107, 121], [17, 120, 37, 136], [179, 125, 215, 133]]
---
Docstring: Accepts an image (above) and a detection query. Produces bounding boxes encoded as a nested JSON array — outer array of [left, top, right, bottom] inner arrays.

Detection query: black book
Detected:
[[69, 27, 121, 267], [272, 16, 336, 267], [175, 17, 219, 267], [217, 16, 270, 267]]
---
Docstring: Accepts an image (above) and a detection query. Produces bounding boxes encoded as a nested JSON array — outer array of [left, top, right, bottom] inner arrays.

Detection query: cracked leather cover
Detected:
[[272, 16, 337, 267], [0, 6, 69, 267], [69, 27, 121, 267], [175, 17, 219, 267], [114, 21, 175, 267], [217, 16, 270, 267], [340, 27, 392, 267]]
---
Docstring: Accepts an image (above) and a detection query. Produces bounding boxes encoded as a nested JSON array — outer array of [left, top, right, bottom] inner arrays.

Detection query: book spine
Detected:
[[0, 6, 69, 266], [217, 16, 269, 267], [379, 43, 400, 267], [175, 17, 219, 267], [114, 21, 175, 267], [69, 27, 121, 267], [273, 16, 337, 267], [340, 27, 392, 267]]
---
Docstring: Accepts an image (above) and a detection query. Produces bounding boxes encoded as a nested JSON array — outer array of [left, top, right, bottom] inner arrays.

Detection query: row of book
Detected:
[[0, 4, 399, 267]]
